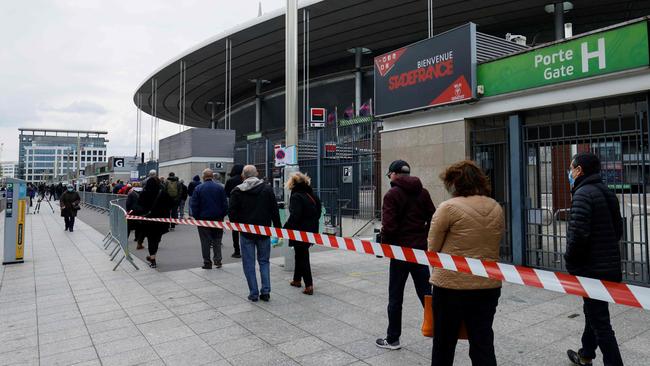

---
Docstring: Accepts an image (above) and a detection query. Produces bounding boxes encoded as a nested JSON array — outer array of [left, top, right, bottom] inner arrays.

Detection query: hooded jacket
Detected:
[[187, 175, 201, 196], [428, 195, 504, 290], [380, 175, 435, 249], [565, 174, 623, 282], [225, 164, 244, 198], [228, 177, 281, 239], [284, 182, 322, 247]]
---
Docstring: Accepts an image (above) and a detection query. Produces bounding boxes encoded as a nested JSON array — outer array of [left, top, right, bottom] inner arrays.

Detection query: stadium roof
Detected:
[[133, 0, 650, 128]]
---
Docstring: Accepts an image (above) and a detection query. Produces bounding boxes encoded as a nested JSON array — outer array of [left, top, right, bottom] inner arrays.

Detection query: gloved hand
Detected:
[[271, 237, 283, 248]]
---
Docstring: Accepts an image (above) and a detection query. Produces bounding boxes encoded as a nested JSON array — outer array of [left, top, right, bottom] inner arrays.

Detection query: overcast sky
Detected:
[[0, 0, 284, 162]]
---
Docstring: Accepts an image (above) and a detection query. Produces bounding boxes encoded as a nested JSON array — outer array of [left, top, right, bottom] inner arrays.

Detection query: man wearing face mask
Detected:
[[376, 160, 435, 350], [565, 152, 624, 366], [60, 184, 81, 232]]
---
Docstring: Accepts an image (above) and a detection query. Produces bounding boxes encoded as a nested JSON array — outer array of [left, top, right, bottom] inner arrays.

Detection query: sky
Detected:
[[0, 0, 285, 162]]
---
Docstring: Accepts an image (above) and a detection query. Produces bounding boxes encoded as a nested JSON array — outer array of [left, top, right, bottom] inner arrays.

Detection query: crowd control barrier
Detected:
[[80, 191, 124, 212], [103, 199, 139, 271], [125, 214, 650, 311]]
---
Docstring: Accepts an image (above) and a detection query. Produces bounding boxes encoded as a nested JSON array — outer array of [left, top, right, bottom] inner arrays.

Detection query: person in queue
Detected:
[[376, 160, 435, 350], [228, 165, 281, 302], [284, 172, 321, 295], [225, 164, 244, 258], [60, 184, 81, 232], [191, 168, 228, 269], [126, 182, 145, 250], [427, 160, 504, 366], [565, 152, 624, 366], [134, 176, 173, 268]]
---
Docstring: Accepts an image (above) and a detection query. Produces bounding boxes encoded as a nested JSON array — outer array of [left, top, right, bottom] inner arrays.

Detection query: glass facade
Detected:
[[18, 129, 108, 182]]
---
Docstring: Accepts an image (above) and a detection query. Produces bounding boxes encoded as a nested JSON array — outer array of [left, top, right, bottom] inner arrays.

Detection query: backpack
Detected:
[[166, 181, 179, 200]]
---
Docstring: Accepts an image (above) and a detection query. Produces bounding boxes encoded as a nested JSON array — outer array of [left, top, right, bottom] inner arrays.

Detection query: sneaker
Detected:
[[202, 262, 212, 270], [231, 252, 241, 258], [214, 261, 222, 269], [567, 350, 592, 366], [69, 228, 74, 232], [289, 281, 301, 287], [375, 338, 401, 350], [260, 294, 270, 302], [248, 295, 259, 302]]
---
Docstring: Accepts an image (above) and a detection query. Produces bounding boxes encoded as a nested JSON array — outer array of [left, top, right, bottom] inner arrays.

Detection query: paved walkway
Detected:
[[1, 210, 650, 365]]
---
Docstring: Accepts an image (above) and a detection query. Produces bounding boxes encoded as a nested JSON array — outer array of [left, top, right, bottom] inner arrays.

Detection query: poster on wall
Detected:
[[374, 23, 477, 117]]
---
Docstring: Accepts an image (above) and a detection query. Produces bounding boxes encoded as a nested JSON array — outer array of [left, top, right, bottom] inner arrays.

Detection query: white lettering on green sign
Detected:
[[477, 22, 649, 97]]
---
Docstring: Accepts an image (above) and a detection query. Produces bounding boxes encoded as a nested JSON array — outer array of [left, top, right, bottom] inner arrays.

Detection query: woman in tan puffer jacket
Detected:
[[427, 160, 504, 366]]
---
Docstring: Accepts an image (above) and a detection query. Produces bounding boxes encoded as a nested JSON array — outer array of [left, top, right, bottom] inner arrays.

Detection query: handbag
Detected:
[[421, 295, 468, 339]]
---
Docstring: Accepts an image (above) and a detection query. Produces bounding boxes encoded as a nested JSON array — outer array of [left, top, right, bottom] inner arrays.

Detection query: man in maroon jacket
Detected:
[[376, 160, 435, 350]]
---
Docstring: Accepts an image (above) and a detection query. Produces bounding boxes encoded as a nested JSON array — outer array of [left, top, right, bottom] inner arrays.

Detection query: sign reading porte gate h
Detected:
[[477, 21, 650, 97]]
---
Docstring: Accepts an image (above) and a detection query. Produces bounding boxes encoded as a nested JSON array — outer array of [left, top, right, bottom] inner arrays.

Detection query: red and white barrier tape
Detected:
[[126, 215, 650, 311]]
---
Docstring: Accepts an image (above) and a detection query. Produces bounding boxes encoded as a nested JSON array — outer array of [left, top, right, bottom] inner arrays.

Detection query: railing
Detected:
[[80, 191, 125, 212], [101, 198, 138, 271]]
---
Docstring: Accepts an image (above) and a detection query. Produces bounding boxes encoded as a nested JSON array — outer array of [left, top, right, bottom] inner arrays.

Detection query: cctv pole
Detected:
[[283, 0, 299, 271]]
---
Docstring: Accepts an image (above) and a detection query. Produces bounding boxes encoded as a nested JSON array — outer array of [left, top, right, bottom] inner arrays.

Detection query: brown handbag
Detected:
[[421, 295, 468, 339]]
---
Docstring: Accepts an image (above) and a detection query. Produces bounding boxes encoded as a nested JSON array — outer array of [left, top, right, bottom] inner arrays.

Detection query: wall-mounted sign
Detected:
[[342, 166, 353, 184], [113, 158, 125, 168], [374, 23, 477, 117], [324, 143, 337, 159], [477, 21, 649, 97], [310, 108, 326, 128], [274, 145, 297, 167]]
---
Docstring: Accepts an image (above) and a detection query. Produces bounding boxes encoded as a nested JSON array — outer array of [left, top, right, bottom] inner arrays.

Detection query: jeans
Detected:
[[386, 259, 431, 343], [293, 244, 312, 287], [64, 216, 75, 230], [240, 235, 271, 298], [431, 286, 501, 366], [178, 200, 186, 219], [198, 227, 223, 263], [579, 298, 624, 366]]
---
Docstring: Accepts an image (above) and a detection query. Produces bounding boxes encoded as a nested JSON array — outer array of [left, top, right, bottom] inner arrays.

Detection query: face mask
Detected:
[[67, 187, 74, 192], [567, 170, 575, 187]]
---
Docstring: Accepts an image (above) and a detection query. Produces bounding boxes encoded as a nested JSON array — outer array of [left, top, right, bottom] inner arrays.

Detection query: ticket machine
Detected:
[[3, 178, 27, 265]]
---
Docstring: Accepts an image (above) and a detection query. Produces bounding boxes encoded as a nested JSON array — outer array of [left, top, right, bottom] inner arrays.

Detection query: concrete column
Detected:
[[355, 47, 362, 116], [284, 0, 299, 271], [255, 80, 263, 132]]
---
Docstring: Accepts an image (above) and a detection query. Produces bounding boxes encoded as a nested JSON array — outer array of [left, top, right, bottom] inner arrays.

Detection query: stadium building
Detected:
[[134, 0, 650, 285]]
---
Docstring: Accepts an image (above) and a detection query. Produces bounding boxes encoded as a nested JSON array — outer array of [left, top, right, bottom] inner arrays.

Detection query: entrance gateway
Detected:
[[380, 17, 650, 285], [471, 94, 650, 285]]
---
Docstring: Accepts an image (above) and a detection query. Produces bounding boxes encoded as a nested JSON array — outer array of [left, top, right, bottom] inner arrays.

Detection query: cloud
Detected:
[[0, 0, 285, 161], [43, 100, 108, 115]]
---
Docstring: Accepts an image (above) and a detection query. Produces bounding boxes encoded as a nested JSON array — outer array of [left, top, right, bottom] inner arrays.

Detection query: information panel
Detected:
[[374, 23, 476, 117]]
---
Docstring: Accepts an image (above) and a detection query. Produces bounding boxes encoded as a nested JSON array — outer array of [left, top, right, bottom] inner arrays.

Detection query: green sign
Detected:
[[246, 132, 263, 141], [478, 21, 649, 97]]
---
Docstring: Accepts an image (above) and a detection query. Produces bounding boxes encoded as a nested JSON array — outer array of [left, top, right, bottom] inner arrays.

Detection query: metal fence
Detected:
[[102, 198, 138, 271], [523, 95, 650, 285], [80, 191, 125, 212], [234, 120, 382, 232]]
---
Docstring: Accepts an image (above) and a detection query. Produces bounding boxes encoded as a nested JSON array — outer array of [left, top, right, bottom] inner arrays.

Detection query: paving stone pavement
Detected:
[[1, 209, 650, 365]]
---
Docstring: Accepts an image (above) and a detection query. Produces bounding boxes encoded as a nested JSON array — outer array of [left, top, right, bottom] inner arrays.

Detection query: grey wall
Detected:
[[159, 128, 235, 163]]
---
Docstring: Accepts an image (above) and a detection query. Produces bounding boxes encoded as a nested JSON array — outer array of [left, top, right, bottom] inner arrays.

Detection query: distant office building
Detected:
[[0, 161, 17, 178], [18, 128, 108, 182]]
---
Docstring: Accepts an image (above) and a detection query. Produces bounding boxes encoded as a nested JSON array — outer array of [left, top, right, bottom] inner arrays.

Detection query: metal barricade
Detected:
[[80, 192, 125, 212], [102, 198, 138, 271]]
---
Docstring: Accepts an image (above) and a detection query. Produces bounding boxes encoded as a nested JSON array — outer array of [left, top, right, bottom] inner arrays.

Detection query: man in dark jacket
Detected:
[[164, 172, 181, 229], [187, 175, 201, 217], [565, 152, 624, 366], [229, 165, 281, 302], [376, 160, 435, 350], [191, 169, 228, 269], [225, 164, 244, 258], [178, 179, 188, 219]]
